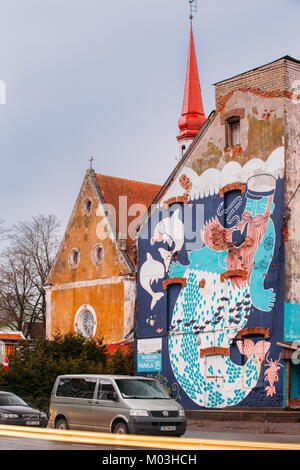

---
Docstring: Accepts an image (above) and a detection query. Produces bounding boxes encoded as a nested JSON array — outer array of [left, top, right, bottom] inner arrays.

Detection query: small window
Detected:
[[82, 198, 92, 216], [91, 243, 104, 267], [69, 248, 80, 269], [97, 380, 116, 401], [226, 116, 240, 147]]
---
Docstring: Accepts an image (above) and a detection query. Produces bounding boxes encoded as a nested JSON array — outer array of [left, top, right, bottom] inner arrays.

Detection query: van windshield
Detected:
[[115, 379, 170, 399]]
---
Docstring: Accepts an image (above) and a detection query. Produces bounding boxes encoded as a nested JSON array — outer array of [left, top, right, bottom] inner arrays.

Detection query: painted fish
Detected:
[[151, 209, 184, 271], [139, 253, 164, 310]]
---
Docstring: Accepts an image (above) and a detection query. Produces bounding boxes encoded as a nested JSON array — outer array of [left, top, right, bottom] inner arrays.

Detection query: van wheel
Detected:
[[113, 421, 129, 434], [55, 418, 69, 430]]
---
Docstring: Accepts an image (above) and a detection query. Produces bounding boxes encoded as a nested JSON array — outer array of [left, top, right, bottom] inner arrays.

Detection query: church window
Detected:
[[74, 305, 97, 338], [91, 243, 104, 266], [82, 198, 92, 216], [69, 248, 80, 269]]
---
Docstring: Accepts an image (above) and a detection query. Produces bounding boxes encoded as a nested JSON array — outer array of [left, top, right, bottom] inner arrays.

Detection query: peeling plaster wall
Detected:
[[46, 173, 134, 344], [186, 92, 285, 178]]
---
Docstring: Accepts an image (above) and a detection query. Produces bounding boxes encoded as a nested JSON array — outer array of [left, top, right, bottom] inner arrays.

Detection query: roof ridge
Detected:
[[95, 172, 162, 188]]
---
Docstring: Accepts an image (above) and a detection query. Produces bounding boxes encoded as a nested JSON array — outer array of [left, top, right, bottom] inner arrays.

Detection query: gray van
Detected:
[[49, 374, 186, 436]]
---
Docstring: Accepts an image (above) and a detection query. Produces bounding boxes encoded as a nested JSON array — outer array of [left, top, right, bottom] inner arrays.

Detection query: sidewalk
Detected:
[[187, 418, 300, 436], [186, 408, 300, 436]]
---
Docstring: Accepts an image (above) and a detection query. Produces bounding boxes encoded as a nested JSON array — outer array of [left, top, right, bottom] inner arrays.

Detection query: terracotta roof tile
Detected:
[[95, 174, 161, 264], [0, 332, 24, 340]]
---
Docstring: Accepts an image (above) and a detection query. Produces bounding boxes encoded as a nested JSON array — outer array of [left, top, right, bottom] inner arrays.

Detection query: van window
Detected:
[[97, 380, 116, 400], [56, 377, 97, 398], [115, 379, 170, 399]]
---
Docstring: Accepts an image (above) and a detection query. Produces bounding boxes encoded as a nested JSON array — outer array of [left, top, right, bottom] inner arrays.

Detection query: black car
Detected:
[[0, 391, 48, 427]]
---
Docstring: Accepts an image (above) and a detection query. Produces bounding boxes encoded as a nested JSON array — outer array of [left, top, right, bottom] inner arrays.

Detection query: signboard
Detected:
[[137, 338, 162, 372], [3, 357, 9, 372]]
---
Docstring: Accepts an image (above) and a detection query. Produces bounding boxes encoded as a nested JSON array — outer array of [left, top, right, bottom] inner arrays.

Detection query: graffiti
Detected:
[[166, 172, 279, 407], [139, 253, 164, 310], [217, 195, 243, 228], [146, 372, 182, 401], [151, 208, 185, 271], [264, 353, 283, 397], [137, 148, 285, 409]]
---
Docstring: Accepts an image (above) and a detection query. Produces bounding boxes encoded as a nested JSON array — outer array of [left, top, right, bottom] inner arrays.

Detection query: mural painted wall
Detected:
[[136, 147, 285, 409]]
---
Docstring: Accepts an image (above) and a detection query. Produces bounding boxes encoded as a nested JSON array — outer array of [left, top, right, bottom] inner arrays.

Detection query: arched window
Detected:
[[82, 198, 92, 216], [91, 243, 104, 267], [69, 248, 80, 269], [74, 305, 97, 338]]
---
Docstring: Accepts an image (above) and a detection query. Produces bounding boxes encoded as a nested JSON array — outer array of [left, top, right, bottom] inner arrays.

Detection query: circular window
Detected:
[[82, 198, 92, 216], [74, 305, 97, 338], [69, 248, 80, 269], [91, 243, 104, 267]]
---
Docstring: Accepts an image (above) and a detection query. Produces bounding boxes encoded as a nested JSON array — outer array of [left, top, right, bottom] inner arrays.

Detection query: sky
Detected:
[[1, 0, 300, 240]]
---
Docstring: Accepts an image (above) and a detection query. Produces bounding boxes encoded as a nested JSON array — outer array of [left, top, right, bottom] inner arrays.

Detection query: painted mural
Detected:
[[136, 147, 285, 409]]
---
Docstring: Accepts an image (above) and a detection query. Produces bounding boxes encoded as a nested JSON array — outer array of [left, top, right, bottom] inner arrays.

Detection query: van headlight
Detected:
[[179, 409, 185, 416], [129, 410, 149, 417]]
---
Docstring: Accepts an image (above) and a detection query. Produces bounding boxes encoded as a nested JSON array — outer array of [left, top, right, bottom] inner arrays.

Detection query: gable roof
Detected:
[[46, 171, 162, 285], [94, 173, 162, 265]]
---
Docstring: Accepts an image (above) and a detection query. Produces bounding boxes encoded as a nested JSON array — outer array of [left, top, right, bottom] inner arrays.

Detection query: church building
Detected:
[[45, 169, 161, 349]]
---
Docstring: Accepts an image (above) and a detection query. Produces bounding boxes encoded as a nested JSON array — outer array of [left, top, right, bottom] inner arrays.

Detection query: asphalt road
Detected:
[[0, 420, 299, 450]]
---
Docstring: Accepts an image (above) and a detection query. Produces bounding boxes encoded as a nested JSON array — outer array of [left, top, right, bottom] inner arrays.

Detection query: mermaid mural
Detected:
[[138, 148, 284, 408]]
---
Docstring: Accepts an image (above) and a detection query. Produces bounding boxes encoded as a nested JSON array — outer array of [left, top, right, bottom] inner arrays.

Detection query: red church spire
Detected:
[[177, 24, 206, 145]]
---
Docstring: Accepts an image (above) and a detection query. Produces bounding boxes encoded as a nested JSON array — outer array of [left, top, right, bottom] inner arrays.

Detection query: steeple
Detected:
[[177, 23, 206, 156]]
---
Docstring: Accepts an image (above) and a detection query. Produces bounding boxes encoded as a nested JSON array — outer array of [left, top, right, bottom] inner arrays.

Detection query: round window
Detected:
[[82, 198, 92, 216], [91, 243, 104, 266], [69, 248, 80, 269], [74, 305, 97, 338]]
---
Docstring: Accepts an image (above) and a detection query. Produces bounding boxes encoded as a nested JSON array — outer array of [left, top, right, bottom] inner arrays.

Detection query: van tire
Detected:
[[112, 421, 129, 434], [55, 418, 69, 430]]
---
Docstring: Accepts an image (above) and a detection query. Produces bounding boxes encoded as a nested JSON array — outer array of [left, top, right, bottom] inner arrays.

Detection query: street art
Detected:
[[151, 208, 185, 271], [139, 253, 164, 310], [264, 353, 283, 397], [137, 147, 285, 408]]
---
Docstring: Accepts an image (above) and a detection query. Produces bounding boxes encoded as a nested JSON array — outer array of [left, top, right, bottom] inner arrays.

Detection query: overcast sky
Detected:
[[1, 0, 300, 238]]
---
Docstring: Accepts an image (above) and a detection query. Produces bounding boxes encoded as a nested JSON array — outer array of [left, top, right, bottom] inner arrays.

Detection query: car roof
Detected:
[[0, 391, 14, 395]]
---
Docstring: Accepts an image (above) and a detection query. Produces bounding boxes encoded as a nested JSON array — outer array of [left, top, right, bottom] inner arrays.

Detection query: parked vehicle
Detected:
[[0, 391, 48, 427], [49, 374, 186, 436]]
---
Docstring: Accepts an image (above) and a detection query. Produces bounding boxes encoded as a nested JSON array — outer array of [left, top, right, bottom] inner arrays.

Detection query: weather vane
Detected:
[[89, 156, 94, 169], [188, 0, 197, 22]]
